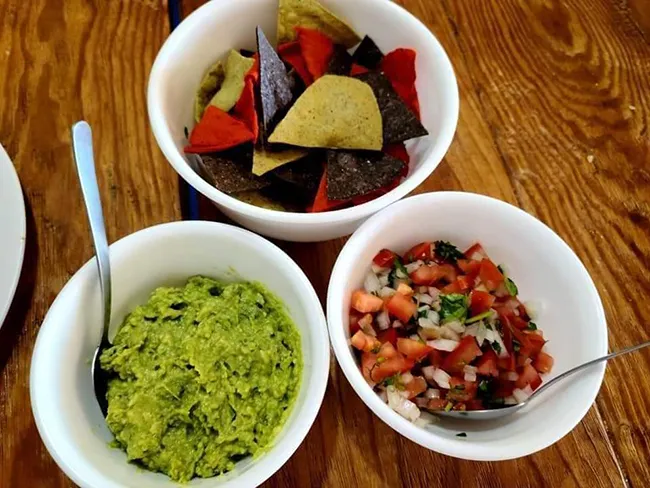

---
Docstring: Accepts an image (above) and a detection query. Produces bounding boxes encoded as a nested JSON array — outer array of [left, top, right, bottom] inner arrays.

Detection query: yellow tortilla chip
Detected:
[[252, 147, 308, 176], [234, 191, 286, 211], [268, 75, 383, 150], [209, 50, 255, 113], [194, 61, 224, 122], [278, 0, 361, 48]]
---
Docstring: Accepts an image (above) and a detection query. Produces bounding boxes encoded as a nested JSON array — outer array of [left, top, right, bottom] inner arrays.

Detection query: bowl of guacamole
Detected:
[[30, 221, 329, 488]]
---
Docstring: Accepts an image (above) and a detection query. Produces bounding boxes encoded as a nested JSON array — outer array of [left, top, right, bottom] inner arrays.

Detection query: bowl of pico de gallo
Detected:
[[326, 191, 607, 461]]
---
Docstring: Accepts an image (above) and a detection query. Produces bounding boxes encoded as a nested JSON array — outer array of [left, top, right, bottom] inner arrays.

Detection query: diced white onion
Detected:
[[430, 301, 441, 312], [445, 320, 465, 334], [428, 287, 441, 299], [387, 386, 420, 422], [378, 286, 396, 298], [415, 397, 429, 408], [376, 310, 390, 330], [418, 326, 442, 340], [424, 388, 440, 399], [414, 411, 438, 428], [504, 395, 518, 405], [476, 323, 488, 345], [470, 251, 484, 261], [494, 282, 509, 298], [427, 339, 460, 352], [359, 320, 376, 337], [378, 390, 388, 403], [491, 332, 509, 358], [378, 273, 390, 287], [464, 372, 477, 382], [524, 300, 541, 319], [401, 372, 414, 385], [364, 272, 382, 294], [440, 326, 461, 341], [463, 365, 477, 375], [464, 324, 479, 337], [395, 267, 409, 279], [418, 305, 429, 312], [422, 365, 436, 382], [416, 293, 434, 305], [505, 372, 519, 381], [418, 286, 429, 294], [418, 317, 435, 329], [484, 327, 497, 343], [405, 260, 424, 274], [513, 386, 532, 403], [474, 283, 488, 292], [392, 320, 403, 328], [409, 334, 420, 341], [432, 368, 451, 389], [427, 310, 440, 325], [372, 264, 388, 274]]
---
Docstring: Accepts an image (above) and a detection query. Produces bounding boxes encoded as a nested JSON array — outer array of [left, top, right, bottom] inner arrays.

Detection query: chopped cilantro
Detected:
[[439, 293, 468, 323], [478, 380, 489, 393], [389, 258, 409, 288], [491, 341, 502, 354], [434, 241, 465, 264], [456, 432, 467, 437], [444, 402, 453, 412], [527, 321, 538, 331], [383, 373, 401, 387], [453, 384, 465, 391], [505, 277, 518, 296], [418, 308, 429, 319]]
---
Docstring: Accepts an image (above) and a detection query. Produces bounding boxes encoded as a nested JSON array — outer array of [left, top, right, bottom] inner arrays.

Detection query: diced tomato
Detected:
[[510, 315, 529, 330], [457, 259, 482, 280], [396, 282, 414, 297], [427, 348, 447, 367], [351, 290, 384, 313], [466, 399, 485, 411], [515, 363, 542, 391], [475, 349, 499, 377], [386, 293, 417, 323], [404, 376, 427, 399], [378, 341, 398, 358], [373, 249, 397, 268], [464, 243, 488, 261], [522, 332, 546, 356], [361, 352, 379, 386], [397, 338, 433, 360], [493, 379, 515, 398], [410, 264, 457, 286], [350, 330, 381, 353], [377, 328, 398, 347], [533, 351, 554, 373], [452, 402, 467, 411], [497, 354, 516, 372], [441, 275, 473, 294], [441, 336, 482, 373], [357, 313, 375, 336], [373, 356, 415, 383], [479, 259, 504, 291], [446, 377, 478, 402], [469, 290, 496, 316], [404, 242, 434, 262], [349, 311, 363, 335], [426, 398, 448, 411]]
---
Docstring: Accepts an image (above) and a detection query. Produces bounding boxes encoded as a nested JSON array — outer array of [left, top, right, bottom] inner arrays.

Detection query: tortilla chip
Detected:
[[350, 63, 369, 76], [351, 35, 384, 70], [185, 106, 255, 154], [194, 61, 224, 122], [234, 190, 286, 210], [271, 155, 324, 197], [279, 41, 314, 86], [269, 75, 383, 150], [355, 72, 427, 144], [208, 50, 255, 113], [296, 27, 334, 80], [278, 0, 361, 48], [326, 150, 405, 200], [232, 77, 259, 141], [310, 167, 350, 212], [384, 142, 410, 177], [351, 176, 400, 205], [252, 147, 308, 176], [257, 27, 295, 143], [381, 48, 420, 118], [196, 152, 270, 194], [327, 44, 353, 76]]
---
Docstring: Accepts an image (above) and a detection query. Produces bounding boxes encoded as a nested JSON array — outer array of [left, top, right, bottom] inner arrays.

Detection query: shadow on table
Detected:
[[0, 194, 38, 374]]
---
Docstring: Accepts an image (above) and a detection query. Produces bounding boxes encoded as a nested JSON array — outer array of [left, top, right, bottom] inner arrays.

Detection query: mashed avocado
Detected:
[[99, 276, 302, 482]]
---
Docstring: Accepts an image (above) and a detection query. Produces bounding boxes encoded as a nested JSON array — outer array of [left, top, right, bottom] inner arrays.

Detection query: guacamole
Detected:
[[99, 276, 302, 482]]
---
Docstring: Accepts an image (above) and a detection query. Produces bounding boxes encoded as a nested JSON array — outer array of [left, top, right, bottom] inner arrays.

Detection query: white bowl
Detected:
[[30, 221, 329, 487], [147, 0, 459, 242], [327, 192, 607, 460]]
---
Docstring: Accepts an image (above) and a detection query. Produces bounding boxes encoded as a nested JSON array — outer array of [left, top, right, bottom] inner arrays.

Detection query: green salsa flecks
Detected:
[[99, 276, 302, 483]]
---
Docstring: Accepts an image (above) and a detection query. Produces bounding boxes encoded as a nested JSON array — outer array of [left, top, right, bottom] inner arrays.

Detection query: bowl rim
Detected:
[[30, 220, 330, 487], [326, 191, 608, 461], [147, 0, 459, 225]]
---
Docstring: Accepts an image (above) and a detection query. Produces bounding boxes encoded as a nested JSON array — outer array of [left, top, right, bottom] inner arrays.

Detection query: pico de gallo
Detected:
[[349, 240, 554, 423]]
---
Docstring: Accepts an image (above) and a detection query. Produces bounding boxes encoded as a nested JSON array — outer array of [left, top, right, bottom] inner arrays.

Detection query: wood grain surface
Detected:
[[0, 0, 648, 486]]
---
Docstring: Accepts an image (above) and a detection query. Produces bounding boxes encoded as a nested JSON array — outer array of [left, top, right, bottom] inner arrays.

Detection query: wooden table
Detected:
[[1, 0, 649, 486]]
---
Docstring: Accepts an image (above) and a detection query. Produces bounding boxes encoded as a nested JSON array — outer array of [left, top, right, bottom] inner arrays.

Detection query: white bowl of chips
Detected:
[[148, 0, 459, 242]]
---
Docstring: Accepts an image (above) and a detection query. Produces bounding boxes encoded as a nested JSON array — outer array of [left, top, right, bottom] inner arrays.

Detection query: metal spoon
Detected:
[[438, 340, 650, 420], [71, 121, 111, 417]]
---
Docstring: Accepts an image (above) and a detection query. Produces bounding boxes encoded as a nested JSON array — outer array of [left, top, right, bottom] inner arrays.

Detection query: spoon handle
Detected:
[[530, 340, 650, 400], [71, 121, 112, 345]]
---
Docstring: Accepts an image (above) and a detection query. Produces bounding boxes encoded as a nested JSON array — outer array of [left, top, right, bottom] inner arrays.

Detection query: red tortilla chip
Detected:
[[384, 142, 410, 177], [247, 53, 260, 84], [278, 41, 314, 86], [310, 168, 349, 212], [185, 105, 255, 154], [296, 27, 334, 81], [350, 63, 369, 76], [233, 77, 259, 141], [381, 48, 420, 119]]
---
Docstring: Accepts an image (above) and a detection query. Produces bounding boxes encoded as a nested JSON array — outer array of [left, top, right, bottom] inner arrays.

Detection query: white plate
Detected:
[[0, 144, 26, 328]]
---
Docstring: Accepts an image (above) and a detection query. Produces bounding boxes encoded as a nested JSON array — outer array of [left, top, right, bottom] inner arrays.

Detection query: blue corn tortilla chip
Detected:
[[194, 146, 271, 194], [355, 71, 428, 144], [327, 44, 353, 75], [326, 150, 404, 200], [352, 36, 384, 70], [271, 153, 324, 199], [256, 26, 294, 144]]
